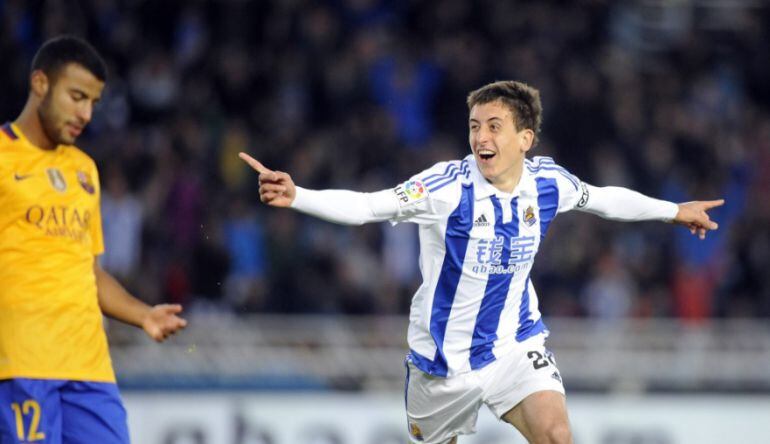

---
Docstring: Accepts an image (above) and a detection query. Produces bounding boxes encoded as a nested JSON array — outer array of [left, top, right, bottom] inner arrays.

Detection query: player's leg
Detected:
[[484, 335, 571, 444], [404, 358, 483, 444], [0, 378, 64, 444], [60, 381, 129, 444], [502, 390, 572, 444]]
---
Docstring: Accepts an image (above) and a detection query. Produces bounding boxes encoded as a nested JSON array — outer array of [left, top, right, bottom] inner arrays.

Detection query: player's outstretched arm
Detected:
[[238, 152, 296, 207], [238, 151, 400, 225], [94, 261, 187, 342], [577, 185, 724, 240], [672, 199, 724, 240]]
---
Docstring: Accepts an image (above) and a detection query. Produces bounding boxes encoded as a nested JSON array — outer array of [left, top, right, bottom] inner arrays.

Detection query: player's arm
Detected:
[[94, 260, 187, 342], [238, 152, 400, 225], [577, 184, 724, 239]]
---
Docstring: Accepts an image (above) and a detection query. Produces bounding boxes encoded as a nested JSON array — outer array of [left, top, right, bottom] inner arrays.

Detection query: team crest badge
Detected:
[[46, 168, 67, 192], [523, 205, 537, 227], [77, 171, 95, 194]]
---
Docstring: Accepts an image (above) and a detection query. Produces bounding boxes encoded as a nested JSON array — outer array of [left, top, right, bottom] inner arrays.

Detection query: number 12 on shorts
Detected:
[[10, 400, 46, 442]]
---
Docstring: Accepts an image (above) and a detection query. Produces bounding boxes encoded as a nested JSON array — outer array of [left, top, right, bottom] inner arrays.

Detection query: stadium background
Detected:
[[2, 0, 770, 442]]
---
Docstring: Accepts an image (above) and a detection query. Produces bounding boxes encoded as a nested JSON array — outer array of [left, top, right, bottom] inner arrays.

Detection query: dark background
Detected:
[[2, 0, 769, 321]]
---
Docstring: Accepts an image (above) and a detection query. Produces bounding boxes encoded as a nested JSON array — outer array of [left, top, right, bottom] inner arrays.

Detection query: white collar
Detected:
[[467, 155, 530, 201]]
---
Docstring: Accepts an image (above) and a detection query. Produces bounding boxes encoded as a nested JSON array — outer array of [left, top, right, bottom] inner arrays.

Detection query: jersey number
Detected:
[[10, 400, 46, 441], [527, 350, 551, 370]]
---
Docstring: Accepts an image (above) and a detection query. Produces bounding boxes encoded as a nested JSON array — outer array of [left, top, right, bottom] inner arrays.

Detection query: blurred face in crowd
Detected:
[[34, 63, 104, 148], [468, 100, 534, 191]]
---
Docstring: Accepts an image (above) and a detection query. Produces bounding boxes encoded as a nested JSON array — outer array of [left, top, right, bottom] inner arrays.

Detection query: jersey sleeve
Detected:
[[528, 157, 586, 214], [575, 184, 678, 221], [389, 161, 463, 225]]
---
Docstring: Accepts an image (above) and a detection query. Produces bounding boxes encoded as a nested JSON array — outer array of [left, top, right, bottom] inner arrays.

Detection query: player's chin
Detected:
[[56, 132, 76, 146], [477, 164, 497, 181]]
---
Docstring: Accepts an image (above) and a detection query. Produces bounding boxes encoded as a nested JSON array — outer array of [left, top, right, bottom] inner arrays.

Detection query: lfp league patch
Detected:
[[394, 180, 428, 206]]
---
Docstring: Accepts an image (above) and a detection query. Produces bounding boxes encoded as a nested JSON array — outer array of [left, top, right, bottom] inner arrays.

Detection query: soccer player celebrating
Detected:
[[0, 36, 187, 443], [240, 80, 722, 444]]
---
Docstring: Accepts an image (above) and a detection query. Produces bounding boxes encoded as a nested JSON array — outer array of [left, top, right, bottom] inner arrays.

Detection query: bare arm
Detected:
[[94, 261, 187, 342]]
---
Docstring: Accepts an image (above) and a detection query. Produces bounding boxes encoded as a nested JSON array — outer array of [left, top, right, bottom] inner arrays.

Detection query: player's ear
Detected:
[[30, 70, 50, 98], [519, 128, 535, 152]]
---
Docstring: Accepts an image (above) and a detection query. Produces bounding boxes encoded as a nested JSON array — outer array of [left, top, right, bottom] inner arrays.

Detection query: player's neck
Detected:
[[15, 102, 56, 151]]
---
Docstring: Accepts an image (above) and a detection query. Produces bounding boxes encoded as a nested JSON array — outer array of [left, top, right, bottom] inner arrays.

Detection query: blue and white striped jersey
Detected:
[[391, 154, 586, 377]]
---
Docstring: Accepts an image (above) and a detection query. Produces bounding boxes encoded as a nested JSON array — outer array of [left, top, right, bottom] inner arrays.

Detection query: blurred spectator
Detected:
[[222, 196, 267, 311], [582, 252, 637, 320], [2, 0, 768, 319], [100, 163, 143, 282]]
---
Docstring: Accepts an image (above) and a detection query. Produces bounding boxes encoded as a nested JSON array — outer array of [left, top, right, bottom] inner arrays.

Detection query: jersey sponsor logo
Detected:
[[394, 180, 427, 205], [46, 168, 67, 192], [25, 205, 93, 243], [473, 213, 490, 227], [576, 181, 589, 208], [523, 205, 537, 227], [14, 173, 33, 181], [77, 171, 95, 194], [472, 235, 536, 274], [472, 262, 530, 275]]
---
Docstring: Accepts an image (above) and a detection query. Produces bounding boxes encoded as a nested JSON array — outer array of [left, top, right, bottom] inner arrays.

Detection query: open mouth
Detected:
[[477, 149, 496, 160]]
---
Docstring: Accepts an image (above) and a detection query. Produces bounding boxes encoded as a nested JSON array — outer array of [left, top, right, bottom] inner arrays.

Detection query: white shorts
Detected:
[[404, 334, 565, 443]]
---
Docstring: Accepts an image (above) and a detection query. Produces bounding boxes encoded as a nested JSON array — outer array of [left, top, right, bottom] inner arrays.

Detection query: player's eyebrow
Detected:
[[469, 116, 505, 123]]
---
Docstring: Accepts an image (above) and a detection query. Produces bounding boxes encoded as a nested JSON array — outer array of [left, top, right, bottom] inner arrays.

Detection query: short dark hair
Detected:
[[467, 80, 543, 145], [31, 35, 107, 83]]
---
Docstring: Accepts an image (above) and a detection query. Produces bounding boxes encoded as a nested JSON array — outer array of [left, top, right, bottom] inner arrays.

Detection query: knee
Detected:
[[543, 421, 572, 444]]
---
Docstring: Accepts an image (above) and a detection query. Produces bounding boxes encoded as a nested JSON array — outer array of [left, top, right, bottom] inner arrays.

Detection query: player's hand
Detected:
[[142, 304, 187, 343], [238, 152, 296, 207], [673, 199, 724, 240]]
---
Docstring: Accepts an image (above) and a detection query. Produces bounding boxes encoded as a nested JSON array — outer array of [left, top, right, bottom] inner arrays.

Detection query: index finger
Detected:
[[161, 304, 184, 314], [238, 152, 273, 175], [701, 199, 725, 210]]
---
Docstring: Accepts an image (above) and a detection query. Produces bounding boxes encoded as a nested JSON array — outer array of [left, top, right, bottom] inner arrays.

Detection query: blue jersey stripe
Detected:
[[469, 196, 519, 370], [527, 157, 579, 188], [516, 276, 533, 340], [422, 162, 460, 182], [424, 183, 474, 377], [427, 170, 465, 192], [535, 177, 559, 241], [423, 160, 468, 185], [515, 277, 548, 341], [424, 164, 460, 186], [526, 164, 579, 190], [426, 161, 470, 192]]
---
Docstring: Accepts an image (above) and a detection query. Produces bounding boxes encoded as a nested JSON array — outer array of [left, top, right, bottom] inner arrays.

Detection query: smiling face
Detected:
[[468, 100, 534, 191], [35, 63, 104, 147]]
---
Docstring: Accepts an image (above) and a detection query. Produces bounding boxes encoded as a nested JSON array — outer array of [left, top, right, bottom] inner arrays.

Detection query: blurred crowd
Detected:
[[2, 0, 769, 320]]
